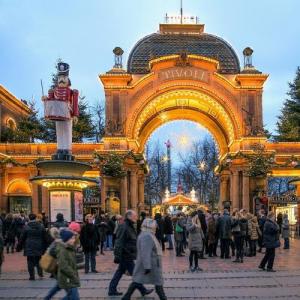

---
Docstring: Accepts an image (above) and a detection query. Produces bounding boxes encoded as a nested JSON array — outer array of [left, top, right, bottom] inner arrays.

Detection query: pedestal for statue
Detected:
[[31, 160, 98, 222]]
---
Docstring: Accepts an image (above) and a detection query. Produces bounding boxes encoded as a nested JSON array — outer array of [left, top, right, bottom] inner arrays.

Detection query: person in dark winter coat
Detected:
[[259, 212, 280, 272], [56, 230, 80, 299], [197, 210, 207, 258], [154, 213, 165, 251], [258, 210, 266, 252], [218, 209, 232, 259], [80, 214, 100, 273], [95, 214, 108, 255], [281, 214, 290, 249], [19, 213, 47, 280], [137, 211, 147, 236], [276, 212, 283, 234], [4, 214, 16, 253], [14, 214, 25, 246], [108, 210, 152, 297], [122, 218, 166, 300], [163, 214, 174, 250], [106, 215, 115, 250], [186, 212, 204, 272], [231, 210, 248, 263], [207, 214, 216, 257], [53, 213, 68, 229]]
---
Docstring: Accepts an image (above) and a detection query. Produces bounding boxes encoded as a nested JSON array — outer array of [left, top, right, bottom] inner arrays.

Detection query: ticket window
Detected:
[[9, 196, 32, 214]]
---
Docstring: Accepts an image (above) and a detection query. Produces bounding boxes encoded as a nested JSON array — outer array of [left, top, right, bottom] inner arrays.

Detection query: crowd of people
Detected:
[[0, 208, 291, 300]]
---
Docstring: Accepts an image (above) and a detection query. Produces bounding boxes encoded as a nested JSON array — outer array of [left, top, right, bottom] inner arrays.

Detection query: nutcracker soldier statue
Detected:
[[42, 62, 79, 160]]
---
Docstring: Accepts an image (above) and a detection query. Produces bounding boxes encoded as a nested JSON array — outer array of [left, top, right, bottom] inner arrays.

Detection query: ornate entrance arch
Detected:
[[98, 22, 273, 214], [100, 53, 269, 213]]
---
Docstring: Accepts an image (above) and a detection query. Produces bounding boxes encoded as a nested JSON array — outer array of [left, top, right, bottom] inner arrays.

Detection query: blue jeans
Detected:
[[166, 234, 173, 249], [85, 251, 96, 272], [109, 260, 146, 294], [62, 288, 80, 300], [44, 283, 61, 300], [284, 238, 290, 249], [106, 235, 113, 249]]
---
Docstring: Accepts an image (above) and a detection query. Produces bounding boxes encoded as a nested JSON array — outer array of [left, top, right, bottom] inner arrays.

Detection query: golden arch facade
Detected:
[[99, 51, 272, 213]]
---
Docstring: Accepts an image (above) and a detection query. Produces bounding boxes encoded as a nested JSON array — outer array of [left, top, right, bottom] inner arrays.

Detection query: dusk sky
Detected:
[[1, 0, 299, 151]]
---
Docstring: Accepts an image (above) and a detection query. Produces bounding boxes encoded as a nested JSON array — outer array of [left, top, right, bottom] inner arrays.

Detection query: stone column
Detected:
[[242, 173, 250, 212], [100, 177, 106, 212], [231, 171, 239, 210], [120, 175, 128, 215], [130, 170, 138, 211], [138, 175, 145, 213], [219, 176, 227, 210]]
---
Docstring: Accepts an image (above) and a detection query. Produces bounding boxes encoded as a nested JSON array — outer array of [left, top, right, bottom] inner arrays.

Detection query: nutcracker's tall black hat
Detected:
[[57, 62, 69, 76]]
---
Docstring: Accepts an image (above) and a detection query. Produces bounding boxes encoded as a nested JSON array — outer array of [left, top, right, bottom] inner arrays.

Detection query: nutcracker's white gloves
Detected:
[[73, 116, 78, 125]]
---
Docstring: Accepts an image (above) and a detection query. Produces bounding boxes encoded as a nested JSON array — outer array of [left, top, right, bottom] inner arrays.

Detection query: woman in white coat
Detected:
[[122, 218, 167, 300]]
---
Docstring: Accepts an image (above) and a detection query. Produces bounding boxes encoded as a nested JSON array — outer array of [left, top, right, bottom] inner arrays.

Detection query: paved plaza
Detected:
[[1, 238, 300, 299]]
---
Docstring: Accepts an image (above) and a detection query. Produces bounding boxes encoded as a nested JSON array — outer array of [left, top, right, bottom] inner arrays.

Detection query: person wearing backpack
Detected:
[[57, 229, 80, 299]]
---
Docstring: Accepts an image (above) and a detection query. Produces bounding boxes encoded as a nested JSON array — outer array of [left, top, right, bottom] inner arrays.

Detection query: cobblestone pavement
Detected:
[[1, 238, 300, 299]]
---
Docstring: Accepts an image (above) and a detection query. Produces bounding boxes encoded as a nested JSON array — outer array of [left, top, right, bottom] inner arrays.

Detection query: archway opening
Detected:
[[144, 120, 219, 212]]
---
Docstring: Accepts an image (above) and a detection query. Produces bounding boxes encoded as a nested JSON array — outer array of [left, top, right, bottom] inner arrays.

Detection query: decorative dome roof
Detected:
[[127, 24, 240, 75]]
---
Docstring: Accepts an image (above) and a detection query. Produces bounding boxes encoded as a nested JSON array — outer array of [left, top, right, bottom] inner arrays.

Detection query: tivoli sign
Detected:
[[158, 67, 209, 83]]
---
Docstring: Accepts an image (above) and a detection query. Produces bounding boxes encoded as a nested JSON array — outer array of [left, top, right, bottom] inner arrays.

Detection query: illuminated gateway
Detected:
[[0, 15, 299, 219]]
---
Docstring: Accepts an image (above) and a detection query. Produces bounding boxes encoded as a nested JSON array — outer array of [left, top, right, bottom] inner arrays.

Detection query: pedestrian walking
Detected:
[[282, 214, 290, 249], [186, 211, 204, 272], [108, 210, 153, 297], [122, 218, 166, 300], [154, 213, 165, 251], [259, 212, 280, 272], [136, 211, 146, 236], [164, 214, 174, 250], [80, 214, 100, 273], [18, 213, 47, 280], [197, 210, 207, 258], [4, 214, 16, 253], [56, 229, 80, 299]]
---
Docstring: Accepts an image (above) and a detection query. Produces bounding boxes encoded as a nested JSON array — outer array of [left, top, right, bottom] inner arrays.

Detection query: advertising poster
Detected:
[[50, 191, 71, 222], [74, 191, 83, 222]]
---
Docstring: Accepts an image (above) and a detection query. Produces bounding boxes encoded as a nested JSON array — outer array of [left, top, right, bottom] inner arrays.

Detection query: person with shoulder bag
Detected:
[[259, 212, 280, 272], [186, 211, 204, 272]]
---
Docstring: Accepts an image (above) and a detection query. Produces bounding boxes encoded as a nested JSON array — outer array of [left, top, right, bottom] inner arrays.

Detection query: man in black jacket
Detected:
[[80, 214, 100, 273], [19, 213, 47, 280], [108, 210, 153, 297]]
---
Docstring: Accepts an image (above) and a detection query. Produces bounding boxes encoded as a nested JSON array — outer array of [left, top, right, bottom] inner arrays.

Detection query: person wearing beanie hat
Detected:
[[69, 222, 81, 234], [55, 229, 80, 299], [60, 229, 74, 243]]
